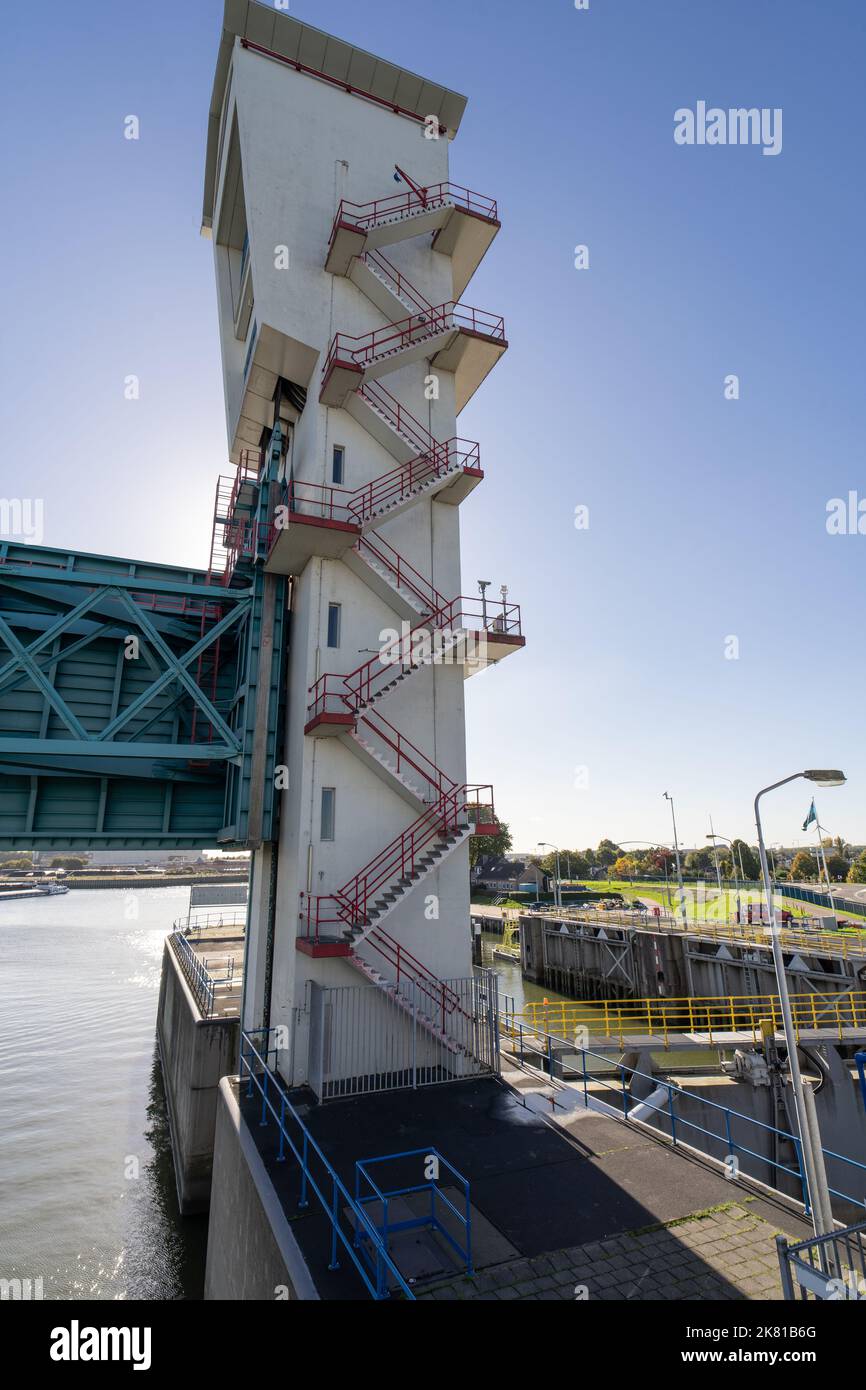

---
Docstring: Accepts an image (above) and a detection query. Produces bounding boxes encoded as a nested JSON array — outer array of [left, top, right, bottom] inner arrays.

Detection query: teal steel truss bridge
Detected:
[[0, 433, 287, 850]]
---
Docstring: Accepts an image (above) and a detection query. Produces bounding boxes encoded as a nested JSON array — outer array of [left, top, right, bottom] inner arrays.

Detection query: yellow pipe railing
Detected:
[[502, 991, 866, 1048]]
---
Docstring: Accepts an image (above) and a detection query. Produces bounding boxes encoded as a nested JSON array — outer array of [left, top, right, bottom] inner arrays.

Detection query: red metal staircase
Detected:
[[319, 301, 506, 411], [300, 782, 496, 946], [264, 428, 482, 578], [325, 173, 500, 300], [306, 590, 523, 733], [295, 168, 516, 1017]]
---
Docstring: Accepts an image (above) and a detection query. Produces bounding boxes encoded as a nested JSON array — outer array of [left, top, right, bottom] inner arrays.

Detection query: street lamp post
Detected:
[[663, 792, 688, 929], [538, 842, 561, 910], [616, 840, 675, 910], [706, 832, 741, 921], [708, 815, 723, 897], [754, 769, 846, 1238]]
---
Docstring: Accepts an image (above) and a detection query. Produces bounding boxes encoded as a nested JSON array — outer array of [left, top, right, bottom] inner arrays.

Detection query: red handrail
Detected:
[[228, 449, 262, 517], [307, 594, 522, 721], [330, 181, 498, 237], [301, 784, 495, 932], [355, 708, 457, 800], [355, 533, 445, 614], [345, 449, 450, 522], [322, 301, 506, 378], [362, 249, 436, 316], [363, 928, 464, 1017], [269, 440, 479, 542], [358, 380, 443, 460], [276, 477, 357, 526], [359, 382, 483, 482]]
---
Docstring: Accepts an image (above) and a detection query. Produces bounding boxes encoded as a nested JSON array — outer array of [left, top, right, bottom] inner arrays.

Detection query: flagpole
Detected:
[[814, 806, 831, 896]]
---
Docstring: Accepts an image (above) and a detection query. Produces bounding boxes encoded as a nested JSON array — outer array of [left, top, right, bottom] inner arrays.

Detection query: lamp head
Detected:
[[804, 769, 846, 788]]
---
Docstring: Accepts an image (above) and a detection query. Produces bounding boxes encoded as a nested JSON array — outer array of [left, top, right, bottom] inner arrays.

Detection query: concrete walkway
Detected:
[[419, 1198, 790, 1301], [238, 1064, 814, 1301], [415, 1062, 813, 1301]]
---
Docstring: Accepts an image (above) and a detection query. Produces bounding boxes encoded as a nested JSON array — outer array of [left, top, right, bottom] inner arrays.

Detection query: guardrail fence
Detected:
[[501, 1018, 866, 1221], [310, 971, 499, 1101], [240, 1029, 416, 1301], [504, 991, 866, 1046], [354, 1148, 473, 1292], [169, 929, 242, 1020], [777, 1221, 866, 1300], [170, 931, 216, 1017]]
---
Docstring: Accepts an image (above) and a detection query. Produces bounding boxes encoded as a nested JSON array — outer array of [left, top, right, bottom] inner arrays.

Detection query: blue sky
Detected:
[[2, 0, 864, 852]]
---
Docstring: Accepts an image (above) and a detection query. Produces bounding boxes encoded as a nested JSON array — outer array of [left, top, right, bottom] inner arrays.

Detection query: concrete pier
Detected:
[[156, 937, 242, 1214], [204, 1078, 317, 1301]]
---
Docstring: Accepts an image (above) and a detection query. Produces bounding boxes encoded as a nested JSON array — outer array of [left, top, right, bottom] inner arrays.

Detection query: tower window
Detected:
[[321, 788, 336, 842], [332, 445, 345, 485], [327, 603, 341, 649]]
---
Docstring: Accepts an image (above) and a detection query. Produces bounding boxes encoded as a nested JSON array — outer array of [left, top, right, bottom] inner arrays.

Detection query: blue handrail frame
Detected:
[[354, 1147, 473, 1294]]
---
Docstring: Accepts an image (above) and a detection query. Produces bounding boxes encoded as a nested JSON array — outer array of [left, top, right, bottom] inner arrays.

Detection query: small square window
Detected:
[[332, 445, 345, 485], [327, 603, 341, 649], [321, 788, 336, 841]]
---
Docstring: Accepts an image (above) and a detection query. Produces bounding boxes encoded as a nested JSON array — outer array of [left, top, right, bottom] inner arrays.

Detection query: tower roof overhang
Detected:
[[202, 0, 469, 234]]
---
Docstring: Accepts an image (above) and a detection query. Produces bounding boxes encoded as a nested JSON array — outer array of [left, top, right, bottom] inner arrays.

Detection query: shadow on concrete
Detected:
[[237, 1073, 808, 1300]]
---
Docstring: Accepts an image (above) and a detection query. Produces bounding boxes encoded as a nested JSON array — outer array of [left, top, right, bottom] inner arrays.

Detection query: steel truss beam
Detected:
[[0, 440, 287, 850], [0, 584, 250, 763]]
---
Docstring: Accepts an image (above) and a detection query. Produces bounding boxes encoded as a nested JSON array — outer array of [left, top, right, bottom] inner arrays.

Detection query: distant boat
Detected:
[[39, 882, 69, 896]]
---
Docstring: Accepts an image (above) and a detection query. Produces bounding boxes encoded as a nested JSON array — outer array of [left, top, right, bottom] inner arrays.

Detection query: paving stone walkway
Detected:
[[419, 1200, 787, 1301]]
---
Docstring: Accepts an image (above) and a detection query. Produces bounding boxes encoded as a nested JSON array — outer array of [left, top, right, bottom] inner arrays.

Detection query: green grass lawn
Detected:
[[473, 880, 866, 927], [596, 880, 866, 926]]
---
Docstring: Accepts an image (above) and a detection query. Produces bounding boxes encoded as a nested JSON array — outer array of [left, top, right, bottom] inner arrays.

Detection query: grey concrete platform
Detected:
[[236, 1070, 813, 1300]]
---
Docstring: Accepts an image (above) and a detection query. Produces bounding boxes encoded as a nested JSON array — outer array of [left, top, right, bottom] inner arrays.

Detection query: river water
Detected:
[[0, 906, 631, 1301], [0, 887, 208, 1300], [478, 931, 569, 1011]]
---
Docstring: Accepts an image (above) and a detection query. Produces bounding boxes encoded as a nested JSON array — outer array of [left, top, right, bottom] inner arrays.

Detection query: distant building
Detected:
[[33, 849, 208, 868], [472, 857, 550, 893]]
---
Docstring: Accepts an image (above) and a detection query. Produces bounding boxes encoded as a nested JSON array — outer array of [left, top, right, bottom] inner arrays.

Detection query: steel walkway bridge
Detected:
[[0, 434, 287, 850], [504, 992, 866, 1051]]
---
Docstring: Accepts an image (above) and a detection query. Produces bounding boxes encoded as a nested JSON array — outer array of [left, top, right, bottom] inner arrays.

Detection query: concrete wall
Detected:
[[156, 943, 238, 1214], [204, 1077, 318, 1301], [522, 915, 864, 1005], [212, 41, 483, 1063]]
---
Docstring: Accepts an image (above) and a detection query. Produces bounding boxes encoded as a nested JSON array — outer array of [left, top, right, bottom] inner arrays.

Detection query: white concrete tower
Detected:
[[202, 3, 523, 1090]]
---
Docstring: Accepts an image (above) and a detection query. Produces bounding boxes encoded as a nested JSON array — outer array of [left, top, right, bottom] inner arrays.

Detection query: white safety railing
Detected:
[[310, 971, 500, 1101]]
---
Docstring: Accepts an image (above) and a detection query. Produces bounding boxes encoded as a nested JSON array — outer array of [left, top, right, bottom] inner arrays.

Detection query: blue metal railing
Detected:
[[240, 1029, 416, 1301], [856, 1052, 866, 1114], [506, 1020, 866, 1218], [778, 1219, 866, 1300], [170, 931, 215, 1018], [354, 1148, 472, 1292]]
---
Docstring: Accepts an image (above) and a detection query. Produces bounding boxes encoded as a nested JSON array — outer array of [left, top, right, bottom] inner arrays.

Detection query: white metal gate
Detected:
[[308, 971, 500, 1101]]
